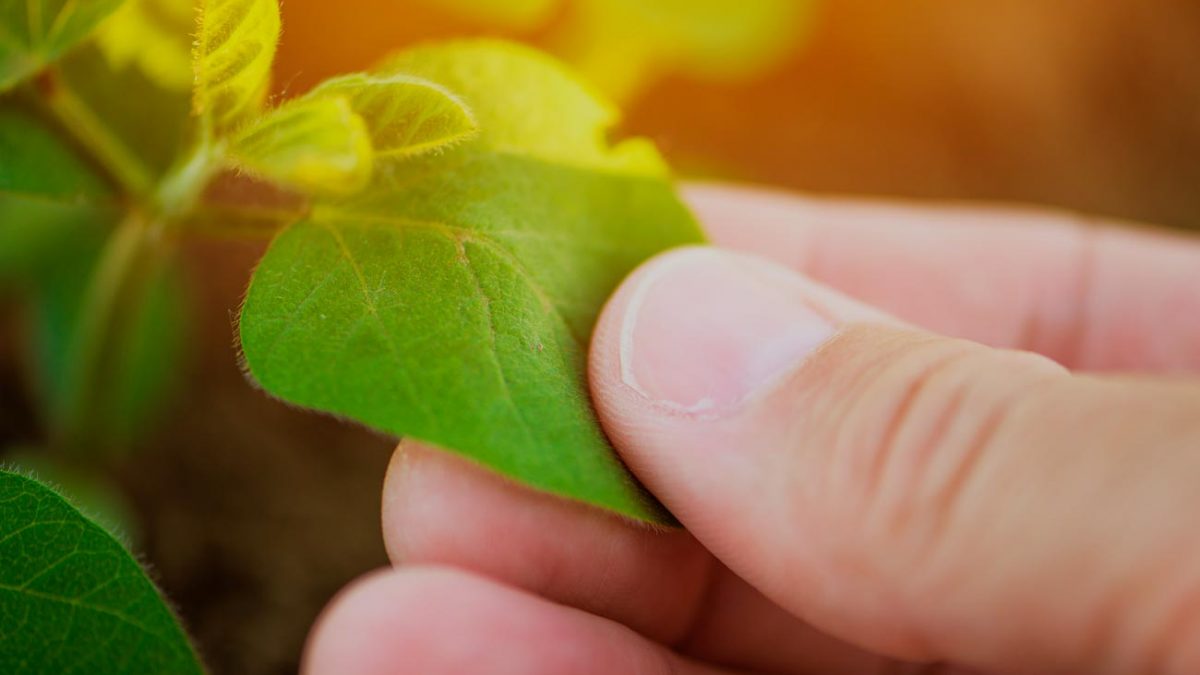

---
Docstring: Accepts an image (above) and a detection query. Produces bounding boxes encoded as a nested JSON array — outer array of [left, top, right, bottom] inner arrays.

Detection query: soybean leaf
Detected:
[[379, 41, 665, 174], [57, 44, 192, 177], [0, 0, 125, 92], [307, 73, 478, 160], [229, 96, 373, 196], [3, 450, 137, 540], [0, 104, 114, 285], [0, 104, 112, 204], [193, 0, 280, 134], [561, 0, 809, 99], [0, 197, 109, 287], [95, 0, 194, 91], [0, 470, 203, 675], [416, 0, 558, 30], [240, 41, 704, 523]]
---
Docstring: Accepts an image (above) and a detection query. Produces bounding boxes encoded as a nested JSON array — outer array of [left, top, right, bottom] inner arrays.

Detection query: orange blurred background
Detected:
[[276, 0, 1200, 229]]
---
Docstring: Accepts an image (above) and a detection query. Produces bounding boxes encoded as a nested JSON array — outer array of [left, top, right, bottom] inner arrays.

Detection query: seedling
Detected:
[[1, 0, 702, 669]]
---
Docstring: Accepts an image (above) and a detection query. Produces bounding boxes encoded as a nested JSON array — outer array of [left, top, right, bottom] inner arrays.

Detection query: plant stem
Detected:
[[26, 63, 235, 454], [155, 136, 224, 220], [35, 69, 156, 198], [183, 202, 305, 239], [58, 211, 167, 455]]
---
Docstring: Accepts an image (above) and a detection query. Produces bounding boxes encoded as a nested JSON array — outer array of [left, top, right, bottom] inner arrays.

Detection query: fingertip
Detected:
[[301, 567, 411, 675], [303, 567, 711, 675], [588, 246, 892, 485], [380, 440, 710, 642], [382, 441, 500, 566]]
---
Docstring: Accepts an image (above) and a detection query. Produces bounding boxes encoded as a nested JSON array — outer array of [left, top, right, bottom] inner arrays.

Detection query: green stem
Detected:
[[54, 141, 226, 452], [155, 136, 225, 220], [183, 202, 305, 239], [35, 69, 156, 198], [58, 212, 166, 455]]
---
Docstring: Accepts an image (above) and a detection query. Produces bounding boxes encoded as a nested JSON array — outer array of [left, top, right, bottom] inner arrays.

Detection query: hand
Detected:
[[302, 185, 1200, 674]]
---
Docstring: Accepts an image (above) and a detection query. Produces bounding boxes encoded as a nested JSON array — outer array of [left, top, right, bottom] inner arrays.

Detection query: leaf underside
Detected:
[[0, 470, 203, 675], [240, 41, 704, 523]]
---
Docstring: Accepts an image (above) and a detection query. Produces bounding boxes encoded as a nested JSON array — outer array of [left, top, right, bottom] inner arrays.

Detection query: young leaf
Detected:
[[228, 96, 373, 196], [415, 0, 558, 30], [0, 470, 204, 674], [193, 0, 281, 133], [240, 41, 705, 523], [380, 40, 665, 175], [307, 73, 478, 160], [0, 0, 125, 92], [560, 0, 809, 100], [95, 0, 195, 91]]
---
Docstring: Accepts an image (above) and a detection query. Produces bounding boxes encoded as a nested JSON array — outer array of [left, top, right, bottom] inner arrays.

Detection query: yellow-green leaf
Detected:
[[307, 72, 478, 160], [0, 0, 124, 91], [380, 39, 665, 176], [229, 96, 373, 195], [95, 0, 194, 90], [193, 0, 281, 133], [561, 0, 810, 100], [417, 0, 558, 29]]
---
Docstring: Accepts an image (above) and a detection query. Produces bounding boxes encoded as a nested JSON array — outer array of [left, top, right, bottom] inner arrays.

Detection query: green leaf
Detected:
[[0, 104, 111, 204], [0, 103, 114, 286], [0, 0, 125, 91], [193, 0, 280, 134], [307, 73, 479, 160], [3, 450, 138, 540], [380, 40, 666, 175], [240, 41, 704, 523], [229, 96, 373, 196], [95, 0, 194, 91], [57, 44, 193, 177], [0, 470, 204, 675], [0, 197, 109, 287]]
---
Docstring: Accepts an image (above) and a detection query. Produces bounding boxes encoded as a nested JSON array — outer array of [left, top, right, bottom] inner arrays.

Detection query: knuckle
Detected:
[[809, 330, 1060, 573]]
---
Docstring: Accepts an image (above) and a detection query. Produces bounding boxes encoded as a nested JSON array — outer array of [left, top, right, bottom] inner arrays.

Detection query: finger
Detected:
[[384, 441, 892, 675], [590, 246, 1200, 674], [302, 566, 735, 675], [687, 183, 1200, 373], [383, 440, 709, 643]]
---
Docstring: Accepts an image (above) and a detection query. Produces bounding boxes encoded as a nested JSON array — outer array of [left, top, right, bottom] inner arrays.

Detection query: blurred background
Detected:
[[3, 1, 1200, 673]]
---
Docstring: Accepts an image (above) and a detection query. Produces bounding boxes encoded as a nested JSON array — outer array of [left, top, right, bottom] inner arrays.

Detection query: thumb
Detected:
[[589, 247, 1200, 675]]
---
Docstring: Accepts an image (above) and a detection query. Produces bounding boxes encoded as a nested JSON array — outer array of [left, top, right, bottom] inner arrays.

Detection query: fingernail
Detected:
[[619, 248, 836, 416]]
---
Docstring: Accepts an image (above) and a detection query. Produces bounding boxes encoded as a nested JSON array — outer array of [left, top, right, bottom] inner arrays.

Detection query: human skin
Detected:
[[302, 184, 1200, 674]]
